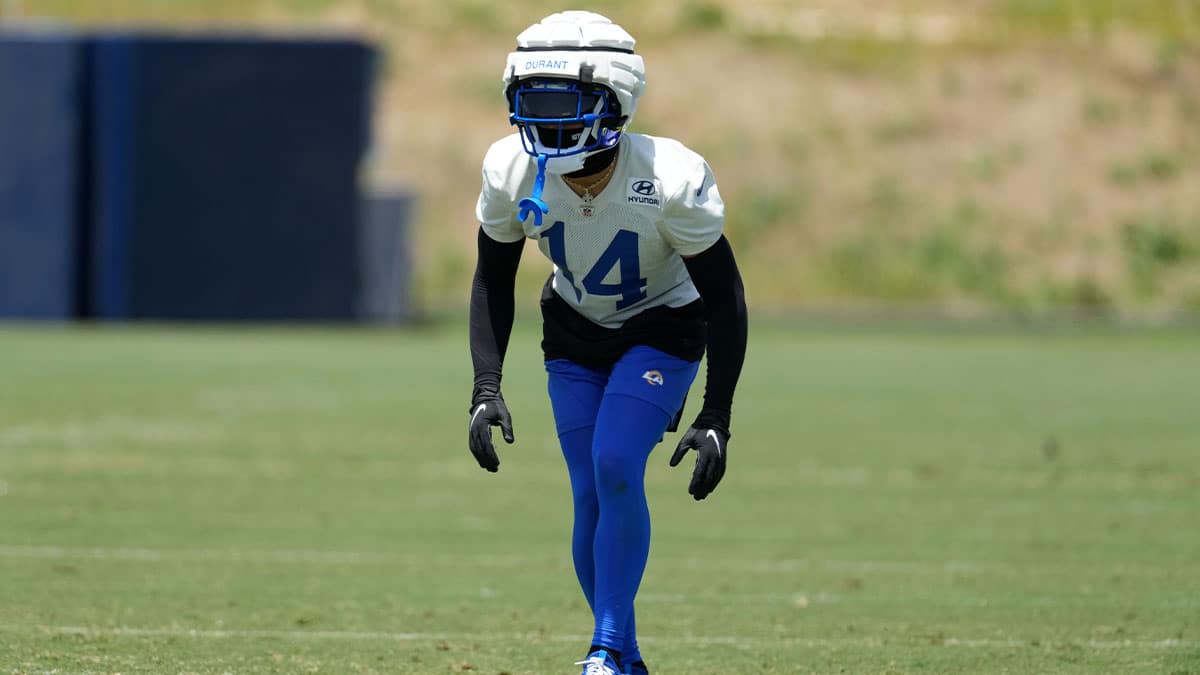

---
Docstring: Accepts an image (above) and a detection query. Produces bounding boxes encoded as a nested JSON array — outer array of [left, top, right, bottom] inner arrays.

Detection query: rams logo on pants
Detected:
[[641, 370, 664, 386]]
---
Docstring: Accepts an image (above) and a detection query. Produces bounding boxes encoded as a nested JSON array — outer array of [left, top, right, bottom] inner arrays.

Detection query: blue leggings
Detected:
[[546, 346, 699, 661]]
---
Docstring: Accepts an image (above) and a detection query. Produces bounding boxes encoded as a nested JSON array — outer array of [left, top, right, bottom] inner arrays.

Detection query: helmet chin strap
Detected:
[[541, 133, 620, 174], [530, 115, 622, 175], [566, 144, 619, 179], [542, 153, 588, 176], [538, 123, 600, 175]]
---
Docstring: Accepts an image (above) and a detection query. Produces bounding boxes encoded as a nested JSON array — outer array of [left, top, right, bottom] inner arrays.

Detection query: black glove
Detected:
[[668, 424, 729, 500], [467, 397, 514, 472]]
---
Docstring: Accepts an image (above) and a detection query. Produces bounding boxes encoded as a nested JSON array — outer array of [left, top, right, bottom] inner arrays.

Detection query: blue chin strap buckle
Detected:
[[518, 153, 550, 227]]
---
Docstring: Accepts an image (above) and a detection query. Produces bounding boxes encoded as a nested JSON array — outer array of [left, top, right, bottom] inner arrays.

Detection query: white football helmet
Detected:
[[503, 11, 646, 174]]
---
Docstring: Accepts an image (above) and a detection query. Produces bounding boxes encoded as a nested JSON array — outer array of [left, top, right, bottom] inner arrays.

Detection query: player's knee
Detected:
[[592, 448, 637, 497]]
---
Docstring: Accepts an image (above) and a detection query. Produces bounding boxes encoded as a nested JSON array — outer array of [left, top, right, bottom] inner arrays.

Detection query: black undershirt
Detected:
[[681, 236, 748, 434], [468, 229, 523, 405], [470, 229, 747, 434], [540, 281, 707, 371]]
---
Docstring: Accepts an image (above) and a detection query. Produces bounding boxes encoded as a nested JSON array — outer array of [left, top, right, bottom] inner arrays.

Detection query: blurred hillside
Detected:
[[12, 0, 1200, 319]]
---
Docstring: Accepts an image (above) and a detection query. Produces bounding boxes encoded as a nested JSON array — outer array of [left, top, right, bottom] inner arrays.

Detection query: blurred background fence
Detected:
[[1, 0, 1199, 323], [0, 32, 82, 319], [0, 26, 405, 321]]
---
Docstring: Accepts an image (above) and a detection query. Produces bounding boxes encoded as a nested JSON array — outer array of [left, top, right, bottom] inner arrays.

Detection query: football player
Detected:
[[467, 11, 748, 675]]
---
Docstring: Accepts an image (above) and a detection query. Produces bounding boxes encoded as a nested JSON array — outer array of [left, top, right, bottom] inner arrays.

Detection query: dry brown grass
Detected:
[[17, 0, 1200, 317]]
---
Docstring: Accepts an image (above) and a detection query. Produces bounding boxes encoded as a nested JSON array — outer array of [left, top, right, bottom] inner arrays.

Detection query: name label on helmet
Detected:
[[524, 58, 570, 71]]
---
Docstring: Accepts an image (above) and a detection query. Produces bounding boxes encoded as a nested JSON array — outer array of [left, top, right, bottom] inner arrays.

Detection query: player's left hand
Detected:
[[468, 398, 514, 473], [669, 425, 728, 500]]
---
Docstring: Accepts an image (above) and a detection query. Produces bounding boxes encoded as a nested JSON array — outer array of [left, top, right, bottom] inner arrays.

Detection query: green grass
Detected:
[[1, 322, 1198, 674]]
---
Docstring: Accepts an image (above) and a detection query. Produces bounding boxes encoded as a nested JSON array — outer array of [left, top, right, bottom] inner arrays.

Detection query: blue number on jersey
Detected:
[[542, 221, 582, 302], [582, 229, 648, 310], [542, 221, 648, 310]]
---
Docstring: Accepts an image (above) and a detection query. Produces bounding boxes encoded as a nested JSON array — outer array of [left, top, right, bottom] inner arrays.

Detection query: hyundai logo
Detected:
[[632, 180, 656, 196]]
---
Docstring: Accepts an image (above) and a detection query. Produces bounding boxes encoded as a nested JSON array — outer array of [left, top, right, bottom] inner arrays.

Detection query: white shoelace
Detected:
[[574, 655, 616, 675]]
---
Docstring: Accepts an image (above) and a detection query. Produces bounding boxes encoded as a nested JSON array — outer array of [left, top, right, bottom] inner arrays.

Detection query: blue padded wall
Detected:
[[0, 33, 84, 319], [89, 36, 375, 320]]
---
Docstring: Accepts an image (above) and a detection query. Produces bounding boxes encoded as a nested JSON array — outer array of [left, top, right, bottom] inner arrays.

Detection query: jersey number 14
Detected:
[[543, 221, 648, 310]]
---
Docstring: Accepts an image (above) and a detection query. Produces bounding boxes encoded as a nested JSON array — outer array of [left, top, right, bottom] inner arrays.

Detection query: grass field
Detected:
[[1, 321, 1198, 674]]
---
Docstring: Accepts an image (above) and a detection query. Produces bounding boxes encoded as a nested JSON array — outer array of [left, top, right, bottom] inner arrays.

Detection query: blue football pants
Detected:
[[546, 346, 700, 660]]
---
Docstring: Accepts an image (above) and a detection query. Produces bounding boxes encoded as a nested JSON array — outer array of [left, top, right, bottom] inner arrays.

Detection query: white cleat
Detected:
[[575, 649, 620, 675]]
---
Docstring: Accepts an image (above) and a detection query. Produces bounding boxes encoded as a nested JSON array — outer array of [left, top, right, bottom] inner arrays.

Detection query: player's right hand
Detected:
[[669, 425, 728, 500], [468, 398, 514, 472]]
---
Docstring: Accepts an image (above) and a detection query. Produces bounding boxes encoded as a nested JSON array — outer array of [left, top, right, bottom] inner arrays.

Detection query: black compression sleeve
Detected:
[[682, 236, 748, 434], [469, 228, 525, 406]]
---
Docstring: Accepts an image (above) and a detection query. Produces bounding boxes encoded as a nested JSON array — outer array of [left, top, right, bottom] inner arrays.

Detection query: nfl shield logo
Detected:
[[580, 205, 594, 217]]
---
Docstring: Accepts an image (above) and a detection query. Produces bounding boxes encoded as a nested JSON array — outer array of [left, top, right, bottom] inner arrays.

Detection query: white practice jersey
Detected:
[[476, 132, 725, 329]]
